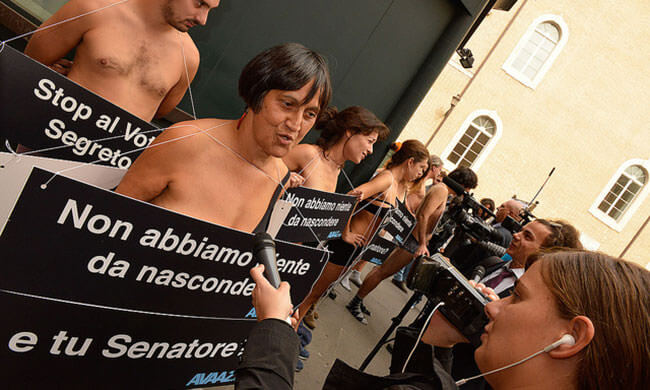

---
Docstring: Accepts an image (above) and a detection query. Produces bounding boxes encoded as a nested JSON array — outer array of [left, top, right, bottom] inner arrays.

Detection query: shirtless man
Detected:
[[24, 0, 220, 121], [116, 43, 332, 233], [346, 167, 477, 320]]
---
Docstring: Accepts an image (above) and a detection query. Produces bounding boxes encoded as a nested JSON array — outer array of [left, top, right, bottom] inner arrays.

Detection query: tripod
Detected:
[[359, 291, 424, 371]]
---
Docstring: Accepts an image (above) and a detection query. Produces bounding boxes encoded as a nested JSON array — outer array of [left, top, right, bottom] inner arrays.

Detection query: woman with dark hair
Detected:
[[283, 106, 390, 192], [282, 106, 390, 328], [117, 43, 332, 233], [239, 250, 650, 389], [295, 140, 430, 326]]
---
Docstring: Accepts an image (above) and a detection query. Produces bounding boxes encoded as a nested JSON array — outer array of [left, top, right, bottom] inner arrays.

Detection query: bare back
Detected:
[[25, 0, 199, 121], [116, 119, 289, 233]]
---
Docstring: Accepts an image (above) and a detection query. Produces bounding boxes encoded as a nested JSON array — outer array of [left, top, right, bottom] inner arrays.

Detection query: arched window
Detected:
[[503, 15, 569, 88], [590, 160, 649, 231], [441, 110, 503, 170], [597, 165, 646, 220]]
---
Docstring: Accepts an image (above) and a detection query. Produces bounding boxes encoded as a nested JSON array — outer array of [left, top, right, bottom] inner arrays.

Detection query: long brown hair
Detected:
[[532, 251, 650, 390], [315, 106, 390, 150], [385, 139, 429, 170]]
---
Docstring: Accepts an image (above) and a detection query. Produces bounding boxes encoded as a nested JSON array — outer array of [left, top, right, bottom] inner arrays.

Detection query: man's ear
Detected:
[[345, 129, 353, 138], [548, 316, 594, 359]]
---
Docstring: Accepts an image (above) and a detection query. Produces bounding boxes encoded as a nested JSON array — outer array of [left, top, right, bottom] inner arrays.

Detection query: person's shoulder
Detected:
[[180, 33, 201, 64], [157, 118, 229, 148], [294, 143, 321, 160], [428, 182, 448, 196]]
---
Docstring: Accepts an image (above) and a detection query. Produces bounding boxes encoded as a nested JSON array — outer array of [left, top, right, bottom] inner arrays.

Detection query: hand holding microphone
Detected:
[[250, 232, 296, 326]]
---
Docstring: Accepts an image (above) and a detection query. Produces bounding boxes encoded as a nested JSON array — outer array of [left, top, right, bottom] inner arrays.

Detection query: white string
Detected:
[[38, 122, 227, 188], [178, 34, 198, 120], [0, 0, 131, 45], [401, 301, 444, 373]]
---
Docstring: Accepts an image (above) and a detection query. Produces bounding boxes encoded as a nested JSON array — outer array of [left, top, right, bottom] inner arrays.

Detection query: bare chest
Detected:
[[76, 26, 184, 98], [164, 157, 284, 232]]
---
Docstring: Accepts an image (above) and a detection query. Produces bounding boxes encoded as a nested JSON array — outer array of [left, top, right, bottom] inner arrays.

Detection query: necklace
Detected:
[[321, 149, 345, 169]]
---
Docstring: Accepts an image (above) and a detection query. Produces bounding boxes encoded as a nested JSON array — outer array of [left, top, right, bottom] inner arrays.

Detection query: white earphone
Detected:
[[544, 334, 576, 352], [456, 334, 576, 386]]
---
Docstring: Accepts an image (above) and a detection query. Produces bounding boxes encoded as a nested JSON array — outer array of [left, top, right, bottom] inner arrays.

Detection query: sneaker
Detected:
[[340, 274, 352, 291], [346, 301, 367, 325], [350, 270, 363, 287], [299, 346, 310, 360], [360, 302, 372, 317], [391, 279, 408, 293], [295, 359, 304, 372]]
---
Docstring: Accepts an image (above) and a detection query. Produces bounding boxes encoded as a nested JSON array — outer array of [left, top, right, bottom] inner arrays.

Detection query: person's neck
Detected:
[[234, 115, 277, 171], [510, 256, 526, 269], [134, 0, 176, 32], [489, 359, 575, 390], [321, 143, 346, 170]]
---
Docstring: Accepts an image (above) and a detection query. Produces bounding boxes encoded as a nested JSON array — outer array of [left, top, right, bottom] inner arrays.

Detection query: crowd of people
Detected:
[[21, 2, 650, 389]]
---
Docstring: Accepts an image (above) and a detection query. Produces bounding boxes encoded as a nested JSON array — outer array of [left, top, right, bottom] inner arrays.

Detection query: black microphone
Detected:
[[252, 232, 282, 288], [470, 265, 486, 283], [442, 175, 467, 196], [476, 240, 508, 258]]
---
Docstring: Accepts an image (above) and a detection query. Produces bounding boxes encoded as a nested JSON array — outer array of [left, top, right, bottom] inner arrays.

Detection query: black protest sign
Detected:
[[277, 187, 357, 242], [0, 167, 328, 320], [0, 291, 250, 388], [0, 167, 330, 388], [382, 200, 416, 246], [364, 233, 397, 266], [0, 45, 160, 168]]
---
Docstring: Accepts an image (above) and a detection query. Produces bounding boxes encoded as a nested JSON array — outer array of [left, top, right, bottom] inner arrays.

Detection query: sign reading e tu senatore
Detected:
[[0, 167, 329, 388]]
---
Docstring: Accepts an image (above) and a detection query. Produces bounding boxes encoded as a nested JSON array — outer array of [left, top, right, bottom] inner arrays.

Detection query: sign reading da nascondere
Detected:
[[0, 167, 329, 388]]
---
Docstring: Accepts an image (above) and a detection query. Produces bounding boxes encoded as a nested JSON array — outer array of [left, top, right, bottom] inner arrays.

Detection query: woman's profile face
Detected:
[[250, 80, 321, 158], [408, 158, 429, 182], [343, 131, 378, 164], [475, 261, 569, 384]]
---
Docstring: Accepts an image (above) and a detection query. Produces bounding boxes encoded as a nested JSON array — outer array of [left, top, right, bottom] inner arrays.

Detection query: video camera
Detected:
[[407, 254, 489, 347]]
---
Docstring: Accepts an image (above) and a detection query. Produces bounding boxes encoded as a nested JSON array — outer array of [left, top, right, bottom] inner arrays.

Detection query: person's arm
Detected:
[[235, 265, 299, 390], [342, 170, 393, 246], [155, 38, 200, 118], [24, 0, 93, 67], [283, 144, 317, 188], [115, 121, 200, 201], [413, 185, 447, 257]]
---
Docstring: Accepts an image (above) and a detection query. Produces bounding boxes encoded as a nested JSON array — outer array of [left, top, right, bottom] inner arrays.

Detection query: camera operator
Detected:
[[450, 219, 582, 390], [236, 252, 649, 389], [346, 168, 478, 324], [445, 199, 524, 276]]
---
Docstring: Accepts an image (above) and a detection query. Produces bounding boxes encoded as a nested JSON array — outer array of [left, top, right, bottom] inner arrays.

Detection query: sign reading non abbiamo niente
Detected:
[[0, 46, 160, 168], [277, 187, 357, 242], [0, 167, 329, 388]]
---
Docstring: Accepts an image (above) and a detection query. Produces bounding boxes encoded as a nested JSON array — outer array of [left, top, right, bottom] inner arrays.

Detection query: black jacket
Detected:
[[235, 319, 458, 390]]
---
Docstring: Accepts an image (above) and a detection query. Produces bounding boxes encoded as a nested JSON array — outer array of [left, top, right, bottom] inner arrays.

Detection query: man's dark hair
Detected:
[[239, 43, 332, 116], [447, 167, 477, 190]]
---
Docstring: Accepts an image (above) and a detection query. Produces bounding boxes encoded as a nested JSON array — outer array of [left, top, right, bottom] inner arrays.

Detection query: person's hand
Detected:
[[414, 243, 430, 257], [287, 172, 305, 188], [49, 58, 73, 75], [348, 189, 363, 201], [342, 229, 365, 247], [249, 264, 294, 322], [468, 280, 499, 301]]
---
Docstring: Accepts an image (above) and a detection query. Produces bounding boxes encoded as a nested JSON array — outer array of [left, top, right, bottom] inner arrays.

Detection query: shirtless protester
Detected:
[[283, 106, 389, 193], [116, 43, 332, 233], [346, 167, 477, 324], [283, 105, 390, 328], [296, 140, 430, 326], [24, 0, 221, 121]]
